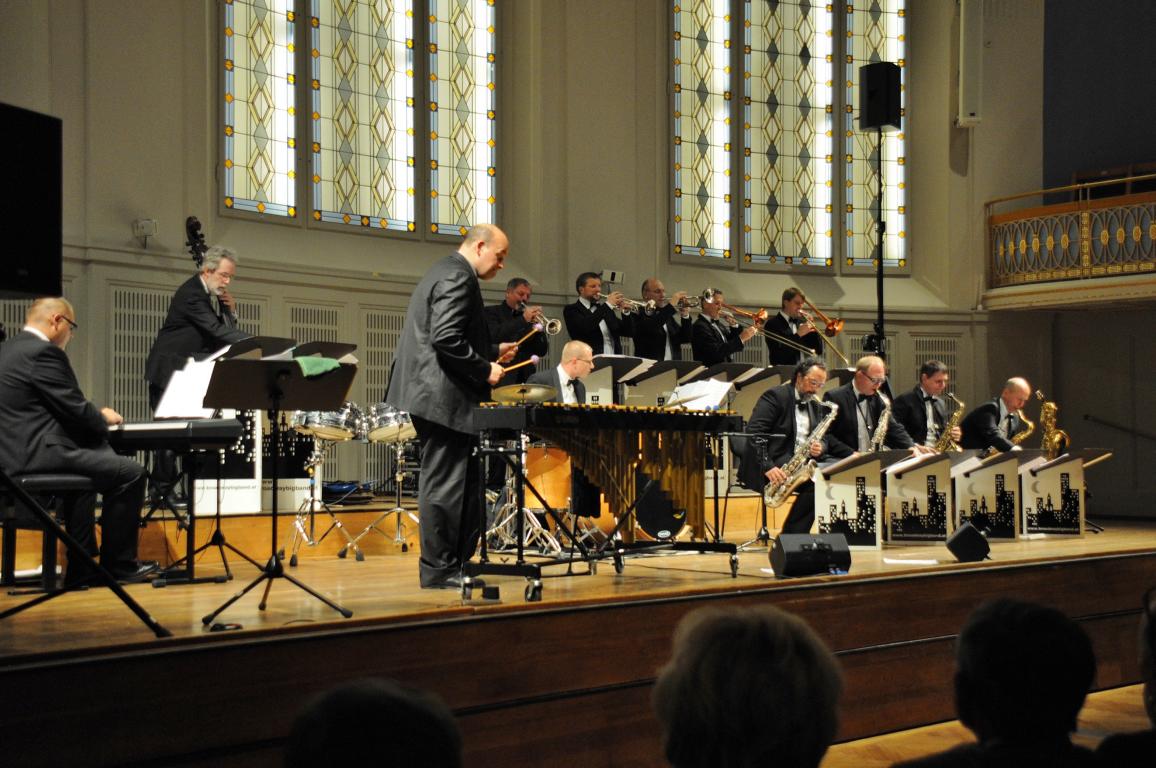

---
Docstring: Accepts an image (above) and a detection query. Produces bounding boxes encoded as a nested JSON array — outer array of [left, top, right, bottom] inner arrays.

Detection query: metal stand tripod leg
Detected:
[[343, 441, 415, 554]]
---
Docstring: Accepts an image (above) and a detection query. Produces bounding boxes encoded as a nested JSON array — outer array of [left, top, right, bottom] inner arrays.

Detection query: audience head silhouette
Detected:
[[653, 605, 842, 768], [284, 678, 461, 768], [954, 599, 1094, 742]]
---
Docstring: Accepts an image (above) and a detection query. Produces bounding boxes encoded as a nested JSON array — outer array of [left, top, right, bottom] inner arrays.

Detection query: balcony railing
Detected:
[[986, 174, 1156, 289]]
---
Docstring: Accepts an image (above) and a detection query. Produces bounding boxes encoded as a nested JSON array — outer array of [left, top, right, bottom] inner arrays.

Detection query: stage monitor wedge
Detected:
[[0, 102, 63, 299]]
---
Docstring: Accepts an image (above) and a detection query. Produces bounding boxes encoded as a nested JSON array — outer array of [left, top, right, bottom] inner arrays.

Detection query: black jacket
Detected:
[[763, 312, 823, 365], [892, 386, 949, 446], [145, 274, 250, 390], [959, 398, 1025, 452], [630, 304, 691, 361], [823, 382, 915, 458], [690, 315, 744, 366], [562, 299, 633, 355]]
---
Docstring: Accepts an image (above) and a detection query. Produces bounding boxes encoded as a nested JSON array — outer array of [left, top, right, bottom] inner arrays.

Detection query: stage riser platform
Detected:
[[0, 550, 1147, 768]]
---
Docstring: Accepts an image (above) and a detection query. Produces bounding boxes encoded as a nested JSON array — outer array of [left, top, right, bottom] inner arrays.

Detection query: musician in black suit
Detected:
[[144, 247, 251, 507], [892, 360, 963, 449], [562, 272, 634, 355], [0, 298, 154, 583], [959, 377, 1032, 453], [386, 224, 516, 590], [764, 287, 824, 366], [483, 277, 549, 387], [691, 288, 759, 366], [823, 355, 925, 459], [630, 278, 692, 361], [526, 340, 601, 518], [745, 357, 832, 534]]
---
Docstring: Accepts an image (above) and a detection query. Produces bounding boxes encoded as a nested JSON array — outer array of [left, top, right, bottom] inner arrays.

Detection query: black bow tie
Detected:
[[923, 395, 936, 403], [857, 394, 871, 403], [565, 379, 576, 388], [796, 400, 810, 411]]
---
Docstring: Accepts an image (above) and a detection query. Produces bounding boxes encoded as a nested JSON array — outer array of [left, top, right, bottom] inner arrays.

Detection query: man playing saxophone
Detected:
[[892, 360, 963, 450], [824, 355, 930, 459], [959, 377, 1032, 453], [743, 357, 833, 534]]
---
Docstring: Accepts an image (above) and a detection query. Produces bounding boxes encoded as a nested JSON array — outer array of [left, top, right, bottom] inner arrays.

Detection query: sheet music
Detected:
[[155, 358, 217, 419], [666, 379, 733, 410]]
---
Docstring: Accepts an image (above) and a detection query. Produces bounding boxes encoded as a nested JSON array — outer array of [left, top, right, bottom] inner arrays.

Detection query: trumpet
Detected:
[[594, 292, 657, 316], [676, 294, 701, 309], [517, 302, 562, 336]]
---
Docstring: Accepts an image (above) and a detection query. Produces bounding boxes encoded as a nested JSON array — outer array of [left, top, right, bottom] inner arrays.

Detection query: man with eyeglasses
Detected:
[[145, 247, 251, 510], [527, 340, 602, 519], [824, 355, 925, 459], [744, 357, 833, 534], [0, 298, 155, 584]]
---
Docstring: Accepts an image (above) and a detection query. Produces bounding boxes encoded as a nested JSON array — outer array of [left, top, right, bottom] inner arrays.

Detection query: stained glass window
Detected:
[[743, 0, 833, 266], [845, 2, 906, 269], [428, 0, 497, 236], [673, 0, 733, 260], [673, 1, 905, 270], [223, 0, 297, 218], [311, 0, 416, 232]]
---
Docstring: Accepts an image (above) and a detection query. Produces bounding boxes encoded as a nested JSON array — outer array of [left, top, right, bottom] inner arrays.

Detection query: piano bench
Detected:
[[1, 474, 97, 591]]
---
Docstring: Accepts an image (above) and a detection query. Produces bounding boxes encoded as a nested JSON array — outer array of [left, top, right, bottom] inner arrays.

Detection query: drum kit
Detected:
[[283, 401, 421, 562]]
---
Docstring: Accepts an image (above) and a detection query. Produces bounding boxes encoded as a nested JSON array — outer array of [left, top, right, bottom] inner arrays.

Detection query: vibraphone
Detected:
[[474, 402, 742, 540]]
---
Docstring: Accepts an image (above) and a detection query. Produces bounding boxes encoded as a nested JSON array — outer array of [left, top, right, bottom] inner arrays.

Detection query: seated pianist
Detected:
[[0, 298, 156, 585]]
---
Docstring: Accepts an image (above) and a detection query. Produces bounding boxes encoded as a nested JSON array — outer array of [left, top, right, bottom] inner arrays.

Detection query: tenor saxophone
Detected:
[[870, 393, 891, 452], [1010, 407, 1035, 445], [764, 401, 839, 508], [934, 393, 965, 453]]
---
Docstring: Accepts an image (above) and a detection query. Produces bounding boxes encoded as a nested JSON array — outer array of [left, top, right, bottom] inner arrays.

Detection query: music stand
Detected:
[[200, 355, 357, 624]]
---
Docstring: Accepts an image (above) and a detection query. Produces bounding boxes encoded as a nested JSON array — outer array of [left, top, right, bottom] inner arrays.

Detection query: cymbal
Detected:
[[492, 383, 557, 404]]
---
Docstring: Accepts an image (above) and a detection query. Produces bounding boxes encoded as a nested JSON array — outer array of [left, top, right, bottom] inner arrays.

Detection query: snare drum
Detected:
[[290, 410, 316, 436], [310, 401, 364, 441], [367, 403, 417, 443]]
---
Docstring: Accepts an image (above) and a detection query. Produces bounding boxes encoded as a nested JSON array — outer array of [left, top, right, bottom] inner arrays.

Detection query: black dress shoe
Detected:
[[423, 574, 464, 590], [109, 561, 160, 583]]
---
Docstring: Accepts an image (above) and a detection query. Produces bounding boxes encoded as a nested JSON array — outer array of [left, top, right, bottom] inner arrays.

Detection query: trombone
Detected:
[[700, 289, 815, 358], [799, 309, 850, 365]]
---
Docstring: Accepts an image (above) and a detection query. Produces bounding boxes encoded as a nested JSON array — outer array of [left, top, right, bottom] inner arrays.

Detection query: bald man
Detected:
[[959, 377, 1033, 453], [0, 298, 154, 584]]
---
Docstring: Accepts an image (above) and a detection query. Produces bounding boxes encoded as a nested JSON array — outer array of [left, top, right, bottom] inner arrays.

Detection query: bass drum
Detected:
[[632, 472, 687, 541], [523, 445, 572, 512]]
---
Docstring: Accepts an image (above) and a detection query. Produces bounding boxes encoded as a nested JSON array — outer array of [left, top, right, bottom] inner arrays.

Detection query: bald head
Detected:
[[1000, 377, 1032, 412], [458, 223, 509, 281], [560, 340, 595, 380], [25, 297, 77, 349]]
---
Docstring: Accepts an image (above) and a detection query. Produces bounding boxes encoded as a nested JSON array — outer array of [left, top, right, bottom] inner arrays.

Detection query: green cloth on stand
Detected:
[[296, 356, 341, 377]]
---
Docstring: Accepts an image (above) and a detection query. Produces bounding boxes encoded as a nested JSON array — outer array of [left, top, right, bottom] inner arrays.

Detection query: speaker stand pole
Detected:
[[868, 126, 887, 361]]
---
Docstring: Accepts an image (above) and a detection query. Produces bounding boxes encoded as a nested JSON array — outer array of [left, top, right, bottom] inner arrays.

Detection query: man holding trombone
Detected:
[[765, 287, 825, 365], [691, 288, 762, 366]]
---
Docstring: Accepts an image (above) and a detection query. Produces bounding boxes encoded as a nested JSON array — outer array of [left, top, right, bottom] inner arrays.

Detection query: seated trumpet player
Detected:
[[690, 288, 761, 366], [823, 355, 931, 458], [629, 277, 693, 361], [744, 357, 834, 534], [959, 377, 1032, 453], [892, 360, 964, 450], [484, 277, 550, 387], [563, 272, 634, 356]]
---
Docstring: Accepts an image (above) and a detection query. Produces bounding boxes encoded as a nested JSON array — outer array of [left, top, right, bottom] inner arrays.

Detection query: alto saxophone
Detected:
[[870, 393, 891, 452], [764, 401, 839, 508], [934, 393, 965, 453], [1036, 389, 1071, 460]]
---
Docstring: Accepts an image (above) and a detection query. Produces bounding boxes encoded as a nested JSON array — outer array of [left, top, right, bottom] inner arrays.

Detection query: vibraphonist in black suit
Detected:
[[0, 299, 152, 582], [386, 225, 513, 589]]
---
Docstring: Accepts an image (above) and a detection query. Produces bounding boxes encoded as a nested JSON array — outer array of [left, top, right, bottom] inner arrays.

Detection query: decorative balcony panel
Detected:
[[989, 193, 1156, 287]]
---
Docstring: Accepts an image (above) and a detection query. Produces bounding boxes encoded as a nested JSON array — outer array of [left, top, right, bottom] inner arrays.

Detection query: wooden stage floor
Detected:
[[1, 501, 1154, 767]]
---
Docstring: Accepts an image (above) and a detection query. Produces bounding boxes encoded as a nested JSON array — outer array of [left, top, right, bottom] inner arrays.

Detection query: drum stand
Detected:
[[485, 438, 562, 555], [285, 440, 363, 565], [344, 440, 419, 555]]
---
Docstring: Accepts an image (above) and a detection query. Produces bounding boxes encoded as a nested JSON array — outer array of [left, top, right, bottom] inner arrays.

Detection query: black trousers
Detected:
[[412, 416, 481, 587], [148, 382, 180, 500], [779, 480, 816, 534], [25, 443, 146, 577]]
